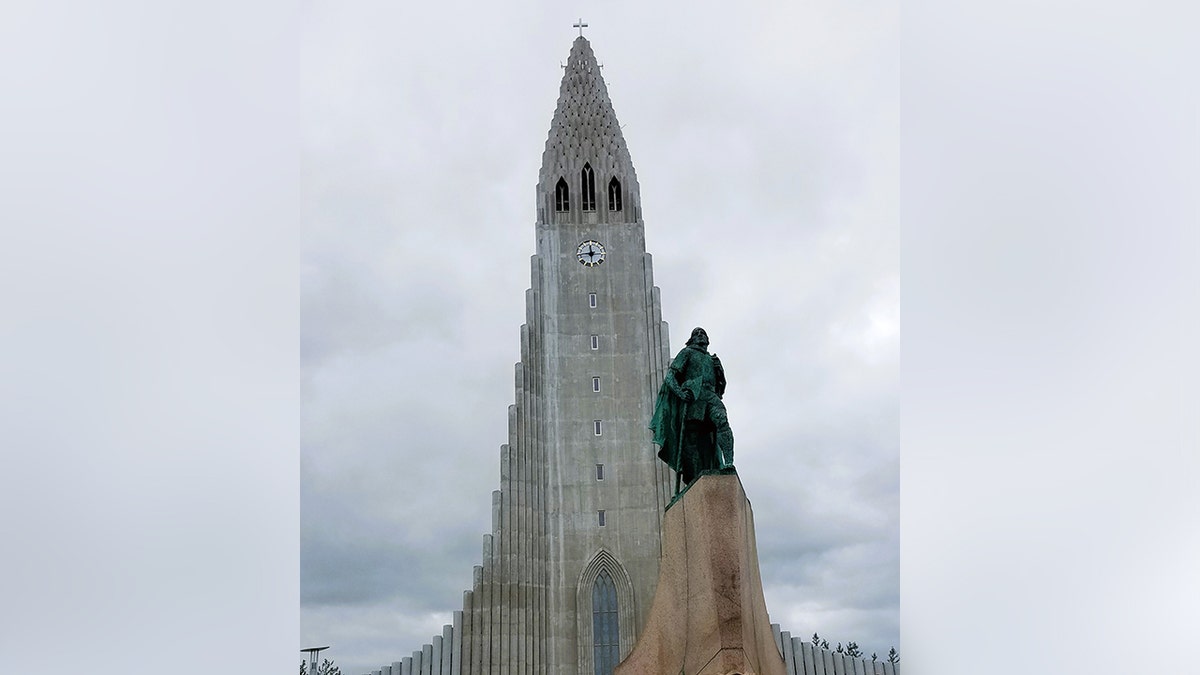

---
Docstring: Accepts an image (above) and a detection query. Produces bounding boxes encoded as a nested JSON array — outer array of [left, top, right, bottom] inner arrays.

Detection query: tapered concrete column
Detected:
[[441, 624, 454, 675], [452, 609, 465, 675], [422, 644, 434, 675], [614, 473, 786, 675]]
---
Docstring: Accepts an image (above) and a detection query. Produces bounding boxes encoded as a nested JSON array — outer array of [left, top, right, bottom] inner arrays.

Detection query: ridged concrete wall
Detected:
[[770, 625, 898, 675], [365, 622, 899, 675]]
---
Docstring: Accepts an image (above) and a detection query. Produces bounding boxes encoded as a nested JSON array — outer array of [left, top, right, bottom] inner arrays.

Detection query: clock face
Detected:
[[576, 240, 606, 267]]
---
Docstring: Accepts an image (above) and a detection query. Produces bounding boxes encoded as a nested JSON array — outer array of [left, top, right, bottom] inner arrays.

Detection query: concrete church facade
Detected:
[[359, 37, 896, 675]]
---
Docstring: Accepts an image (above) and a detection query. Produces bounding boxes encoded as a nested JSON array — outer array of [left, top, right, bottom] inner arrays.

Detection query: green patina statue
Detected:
[[650, 327, 735, 497]]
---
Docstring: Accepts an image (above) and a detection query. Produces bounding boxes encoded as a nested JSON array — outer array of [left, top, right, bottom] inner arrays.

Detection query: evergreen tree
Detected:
[[301, 658, 343, 675], [809, 630, 880, 662]]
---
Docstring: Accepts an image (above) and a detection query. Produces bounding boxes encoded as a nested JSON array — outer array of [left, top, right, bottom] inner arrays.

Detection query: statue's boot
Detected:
[[709, 400, 734, 470], [716, 428, 734, 469]]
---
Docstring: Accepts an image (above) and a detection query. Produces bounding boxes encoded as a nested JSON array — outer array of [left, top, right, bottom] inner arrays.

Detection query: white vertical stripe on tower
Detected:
[[481, 534, 494, 675], [641, 254, 665, 515], [443, 624, 454, 675], [517, 351, 530, 675], [790, 636, 805, 675], [503, 412, 514, 675], [530, 257, 547, 675], [779, 631, 795, 674], [529, 360, 540, 675], [431, 636, 443, 675], [499, 442, 511, 675], [649, 282, 673, 509], [471, 565, 483, 675], [489, 491, 501, 674], [457, 593, 470, 675], [451, 611, 463, 675], [513, 353, 525, 675]]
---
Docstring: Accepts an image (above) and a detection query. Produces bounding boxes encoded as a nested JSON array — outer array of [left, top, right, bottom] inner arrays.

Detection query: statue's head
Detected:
[[686, 327, 709, 349]]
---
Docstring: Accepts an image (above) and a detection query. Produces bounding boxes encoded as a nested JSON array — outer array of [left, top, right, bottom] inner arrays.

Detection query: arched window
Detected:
[[577, 550, 634, 675], [608, 177, 622, 212], [555, 177, 570, 212], [581, 164, 597, 212], [592, 570, 620, 675]]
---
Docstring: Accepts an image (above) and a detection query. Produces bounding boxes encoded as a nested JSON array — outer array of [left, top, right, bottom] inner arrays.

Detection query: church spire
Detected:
[[538, 37, 641, 224]]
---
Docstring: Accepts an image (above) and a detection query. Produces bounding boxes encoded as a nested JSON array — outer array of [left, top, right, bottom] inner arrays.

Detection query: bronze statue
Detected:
[[649, 327, 734, 495]]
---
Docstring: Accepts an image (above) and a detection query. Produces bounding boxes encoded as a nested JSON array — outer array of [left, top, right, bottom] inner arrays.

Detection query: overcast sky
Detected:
[[300, 2, 897, 672], [2, 1, 1196, 674]]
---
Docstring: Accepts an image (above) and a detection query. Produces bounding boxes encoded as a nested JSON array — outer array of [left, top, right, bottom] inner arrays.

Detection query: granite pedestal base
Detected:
[[615, 474, 786, 675]]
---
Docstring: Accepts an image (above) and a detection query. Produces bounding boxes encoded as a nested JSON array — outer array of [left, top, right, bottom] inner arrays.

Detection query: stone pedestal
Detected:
[[615, 473, 786, 675]]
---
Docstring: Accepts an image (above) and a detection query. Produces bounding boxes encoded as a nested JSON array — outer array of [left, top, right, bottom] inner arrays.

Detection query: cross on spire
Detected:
[[573, 18, 588, 37]]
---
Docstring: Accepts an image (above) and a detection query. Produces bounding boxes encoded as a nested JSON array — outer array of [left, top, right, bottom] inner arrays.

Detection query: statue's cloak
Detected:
[[650, 375, 685, 472], [650, 346, 714, 472]]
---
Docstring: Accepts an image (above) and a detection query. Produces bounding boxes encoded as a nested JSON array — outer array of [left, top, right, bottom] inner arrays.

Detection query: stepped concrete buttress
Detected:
[[614, 474, 787, 675]]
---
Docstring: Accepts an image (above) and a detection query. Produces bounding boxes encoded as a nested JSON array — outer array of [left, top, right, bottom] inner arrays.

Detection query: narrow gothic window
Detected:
[[581, 164, 597, 212], [555, 177, 570, 212], [592, 377, 600, 392], [597, 510, 607, 527], [588, 293, 597, 308], [593, 570, 619, 675], [608, 177, 622, 212], [593, 420, 602, 436], [596, 464, 604, 480], [590, 335, 599, 350]]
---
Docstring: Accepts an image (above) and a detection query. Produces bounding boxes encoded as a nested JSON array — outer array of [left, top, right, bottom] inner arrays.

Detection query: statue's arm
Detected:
[[665, 351, 693, 400], [712, 353, 727, 398]]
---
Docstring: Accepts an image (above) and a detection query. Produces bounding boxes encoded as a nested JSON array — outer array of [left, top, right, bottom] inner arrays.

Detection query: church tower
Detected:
[[532, 35, 674, 675], [367, 35, 675, 675]]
